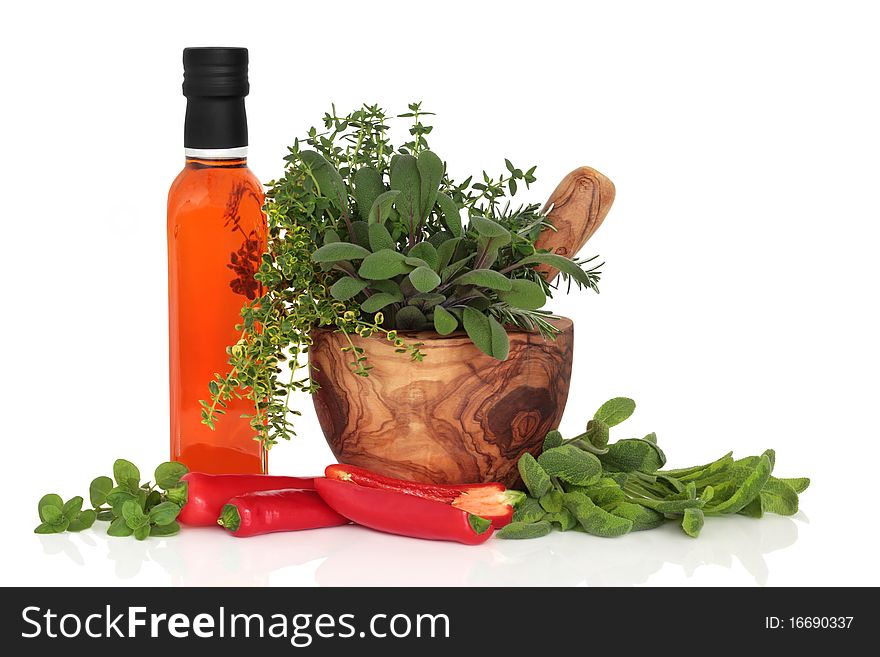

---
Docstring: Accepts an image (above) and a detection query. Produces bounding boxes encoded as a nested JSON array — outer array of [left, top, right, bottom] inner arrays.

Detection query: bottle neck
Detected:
[[183, 154, 248, 170], [184, 95, 248, 150]]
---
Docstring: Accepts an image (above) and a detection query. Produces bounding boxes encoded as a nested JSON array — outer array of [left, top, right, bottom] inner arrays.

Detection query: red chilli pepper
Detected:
[[324, 464, 524, 528], [178, 473, 315, 526], [314, 477, 493, 545], [217, 489, 348, 537]]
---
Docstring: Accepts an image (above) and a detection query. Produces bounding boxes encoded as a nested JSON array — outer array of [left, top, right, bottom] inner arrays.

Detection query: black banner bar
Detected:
[[2, 587, 868, 654]]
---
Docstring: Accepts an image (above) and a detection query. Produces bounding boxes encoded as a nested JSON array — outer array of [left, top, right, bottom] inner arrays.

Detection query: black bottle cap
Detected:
[[182, 47, 249, 98]]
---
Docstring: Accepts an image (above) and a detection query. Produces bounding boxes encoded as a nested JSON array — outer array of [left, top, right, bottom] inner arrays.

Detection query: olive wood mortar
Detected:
[[310, 166, 614, 486]]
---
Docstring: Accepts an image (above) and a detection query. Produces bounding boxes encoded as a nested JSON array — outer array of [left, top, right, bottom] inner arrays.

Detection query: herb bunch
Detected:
[[35, 460, 188, 541], [203, 103, 602, 449], [500, 398, 810, 539]]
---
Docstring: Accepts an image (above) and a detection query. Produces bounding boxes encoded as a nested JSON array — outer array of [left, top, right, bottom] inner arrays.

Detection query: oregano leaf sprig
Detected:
[[35, 459, 189, 541]]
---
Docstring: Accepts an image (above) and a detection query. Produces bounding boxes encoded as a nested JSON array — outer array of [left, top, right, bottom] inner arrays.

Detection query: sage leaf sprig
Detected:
[[201, 102, 603, 450], [504, 397, 810, 540], [35, 459, 188, 541]]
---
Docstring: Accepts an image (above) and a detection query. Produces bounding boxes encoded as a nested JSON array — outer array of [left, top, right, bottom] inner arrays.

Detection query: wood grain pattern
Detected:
[[535, 166, 616, 281], [309, 319, 574, 487]]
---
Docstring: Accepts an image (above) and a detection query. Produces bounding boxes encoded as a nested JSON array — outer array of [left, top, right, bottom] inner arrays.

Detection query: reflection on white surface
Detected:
[[36, 512, 804, 587]]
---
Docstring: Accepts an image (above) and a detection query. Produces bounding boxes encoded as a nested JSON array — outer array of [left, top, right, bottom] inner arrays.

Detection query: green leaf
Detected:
[[330, 276, 369, 301], [403, 256, 431, 269], [563, 492, 633, 537], [149, 502, 181, 526], [488, 316, 510, 360], [312, 241, 371, 263], [477, 230, 511, 252], [637, 496, 704, 514], [517, 453, 552, 498], [660, 452, 733, 479], [146, 490, 162, 512], [41, 505, 63, 524], [670, 453, 734, 485], [433, 305, 458, 335], [107, 517, 133, 537], [462, 307, 508, 359], [496, 520, 552, 540], [150, 521, 181, 537], [546, 509, 577, 531], [300, 150, 349, 212], [409, 266, 441, 293], [407, 242, 439, 271], [68, 509, 97, 532], [367, 279, 401, 296], [427, 231, 453, 248], [134, 524, 151, 541], [441, 254, 476, 283], [122, 500, 148, 529], [539, 490, 564, 513], [706, 451, 774, 515], [349, 221, 370, 249], [409, 293, 445, 308], [593, 397, 636, 427], [354, 166, 385, 221], [759, 478, 800, 516], [361, 293, 403, 313], [358, 249, 410, 279], [96, 510, 115, 522], [34, 523, 61, 535], [585, 419, 610, 449], [512, 497, 546, 524], [395, 306, 427, 330], [599, 439, 667, 473], [390, 154, 421, 224], [89, 476, 113, 508], [468, 216, 509, 239], [611, 502, 665, 531], [436, 193, 462, 237], [582, 485, 626, 509], [62, 496, 84, 520], [497, 279, 546, 310], [738, 497, 764, 518], [778, 477, 810, 494], [462, 306, 491, 355], [155, 462, 188, 490], [538, 445, 603, 486], [368, 222, 395, 251], [417, 150, 443, 220], [107, 488, 137, 515], [367, 190, 401, 225], [323, 228, 340, 244], [681, 508, 705, 538], [518, 253, 594, 287], [542, 430, 563, 452], [454, 269, 513, 291], [37, 494, 63, 522], [113, 460, 140, 490]]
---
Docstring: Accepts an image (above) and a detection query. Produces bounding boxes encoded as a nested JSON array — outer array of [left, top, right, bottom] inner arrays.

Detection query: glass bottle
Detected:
[[167, 48, 266, 473]]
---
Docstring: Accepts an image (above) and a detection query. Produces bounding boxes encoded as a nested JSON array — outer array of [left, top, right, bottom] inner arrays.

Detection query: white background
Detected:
[[2, 0, 878, 586]]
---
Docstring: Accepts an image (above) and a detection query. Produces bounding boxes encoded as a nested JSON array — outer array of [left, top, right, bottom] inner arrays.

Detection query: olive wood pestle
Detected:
[[534, 166, 616, 282]]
